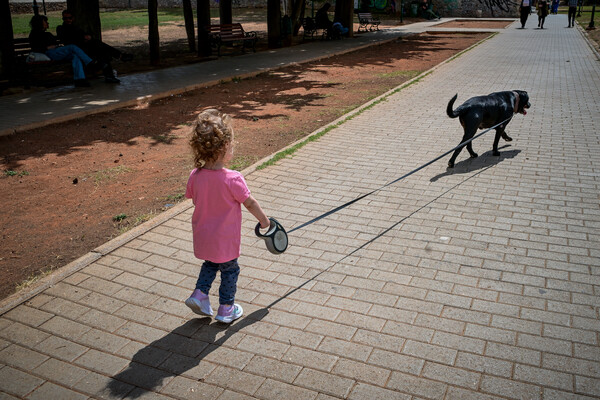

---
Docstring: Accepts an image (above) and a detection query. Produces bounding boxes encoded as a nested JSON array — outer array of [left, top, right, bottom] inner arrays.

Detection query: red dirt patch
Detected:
[[0, 31, 490, 300]]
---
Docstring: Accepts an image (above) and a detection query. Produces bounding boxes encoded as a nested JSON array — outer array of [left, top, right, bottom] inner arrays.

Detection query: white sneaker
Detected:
[[215, 304, 243, 323], [185, 290, 213, 316]]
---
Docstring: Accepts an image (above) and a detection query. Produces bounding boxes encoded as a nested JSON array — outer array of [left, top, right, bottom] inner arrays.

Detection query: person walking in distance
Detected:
[[567, 0, 578, 27], [520, 0, 532, 28]]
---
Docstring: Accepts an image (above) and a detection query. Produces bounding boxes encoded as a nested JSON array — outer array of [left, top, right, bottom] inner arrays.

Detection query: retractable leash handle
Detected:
[[255, 217, 289, 254]]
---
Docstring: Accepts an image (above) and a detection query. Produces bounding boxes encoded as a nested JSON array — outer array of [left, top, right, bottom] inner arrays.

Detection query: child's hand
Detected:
[[260, 218, 271, 230]]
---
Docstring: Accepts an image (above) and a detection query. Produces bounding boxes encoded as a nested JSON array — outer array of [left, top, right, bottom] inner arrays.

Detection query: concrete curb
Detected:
[[0, 28, 495, 316]]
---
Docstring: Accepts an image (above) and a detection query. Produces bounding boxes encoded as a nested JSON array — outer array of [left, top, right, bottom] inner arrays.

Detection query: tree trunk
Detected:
[[267, 0, 282, 48], [67, 0, 102, 41], [182, 0, 196, 52], [0, 0, 15, 79], [148, 0, 160, 65], [334, 0, 354, 37], [219, 0, 232, 24], [197, 0, 211, 57], [290, 0, 306, 36]]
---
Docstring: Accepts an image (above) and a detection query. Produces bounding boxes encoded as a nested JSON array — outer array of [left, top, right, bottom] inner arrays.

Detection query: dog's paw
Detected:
[[493, 151, 500, 156], [502, 133, 513, 142], [447, 161, 454, 169], [470, 153, 478, 159]]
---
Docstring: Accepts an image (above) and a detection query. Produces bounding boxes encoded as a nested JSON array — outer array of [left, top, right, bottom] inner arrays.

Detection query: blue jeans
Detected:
[[195, 259, 240, 305], [46, 44, 92, 81]]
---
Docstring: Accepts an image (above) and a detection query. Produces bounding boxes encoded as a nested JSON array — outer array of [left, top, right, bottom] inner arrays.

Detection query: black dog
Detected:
[[446, 90, 530, 168]]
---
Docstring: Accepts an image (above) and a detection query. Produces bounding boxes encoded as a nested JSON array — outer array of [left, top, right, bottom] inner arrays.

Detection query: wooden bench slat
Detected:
[[205, 23, 257, 56], [357, 12, 381, 32]]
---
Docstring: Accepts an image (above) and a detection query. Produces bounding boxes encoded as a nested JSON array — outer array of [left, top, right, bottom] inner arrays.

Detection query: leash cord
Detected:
[[287, 116, 512, 234]]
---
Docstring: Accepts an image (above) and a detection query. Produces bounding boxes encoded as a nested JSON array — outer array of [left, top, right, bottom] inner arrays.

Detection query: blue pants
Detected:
[[195, 259, 239, 305], [46, 44, 92, 81]]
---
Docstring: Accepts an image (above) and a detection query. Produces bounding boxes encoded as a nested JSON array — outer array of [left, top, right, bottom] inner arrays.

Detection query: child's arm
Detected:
[[243, 195, 270, 229]]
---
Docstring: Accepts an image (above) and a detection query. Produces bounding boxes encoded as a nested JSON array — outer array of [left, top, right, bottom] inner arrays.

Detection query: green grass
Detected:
[[93, 165, 132, 185], [4, 170, 29, 177], [377, 70, 420, 79], [230, 155, 259, 171], [11, 8, 212, 36]]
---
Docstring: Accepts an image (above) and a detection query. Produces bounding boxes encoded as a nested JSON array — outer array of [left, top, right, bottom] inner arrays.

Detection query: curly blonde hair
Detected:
[[189, 109, 233, 169]]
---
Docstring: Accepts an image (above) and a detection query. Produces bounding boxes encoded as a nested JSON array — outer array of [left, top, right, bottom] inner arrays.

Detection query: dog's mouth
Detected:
[[521, 102, 531, 115]]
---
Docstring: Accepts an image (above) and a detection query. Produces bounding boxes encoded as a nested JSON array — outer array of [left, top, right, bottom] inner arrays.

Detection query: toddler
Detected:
[[185, 109, 270, 323]]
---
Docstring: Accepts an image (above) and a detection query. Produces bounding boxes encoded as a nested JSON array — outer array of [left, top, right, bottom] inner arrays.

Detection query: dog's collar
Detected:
[[513, 91, 520, 113]]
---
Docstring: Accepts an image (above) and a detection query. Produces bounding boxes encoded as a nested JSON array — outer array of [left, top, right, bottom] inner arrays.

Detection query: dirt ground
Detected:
[[0, 20, 503, 300]]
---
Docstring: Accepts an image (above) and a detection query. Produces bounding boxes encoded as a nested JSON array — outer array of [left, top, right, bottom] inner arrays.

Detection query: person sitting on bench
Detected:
[[56, 10, 132, 83], [315, 3, 349, 39], [28, 14, 97, 87]]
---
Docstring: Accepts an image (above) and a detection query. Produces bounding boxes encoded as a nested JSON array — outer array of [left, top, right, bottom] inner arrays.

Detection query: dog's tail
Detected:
[[446, 94, 459, 118]]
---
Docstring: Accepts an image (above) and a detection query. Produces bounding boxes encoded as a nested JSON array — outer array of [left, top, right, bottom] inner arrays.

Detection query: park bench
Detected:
[[205, 23, 258, 57], [357, 12, 381, 32], [301, 17, 338, 40], [12, 37, 71, 87]]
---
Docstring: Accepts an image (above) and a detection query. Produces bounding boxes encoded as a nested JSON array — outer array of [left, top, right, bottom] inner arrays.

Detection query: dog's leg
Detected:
[[493, 128, 503, 156], [501, 131, 513, 141], [448, 125, 477, 168]]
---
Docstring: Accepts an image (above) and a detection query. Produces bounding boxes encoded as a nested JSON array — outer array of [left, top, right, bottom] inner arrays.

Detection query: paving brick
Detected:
[[431, 331, 485, 355], [575, 376, 600, 398], [75, 371, 136, 398], [317, 336, 372, 362], [517, 333, 573, 356], [402, 340, 457, 366], [160, 375, 224, 399], [293, 368, 354, 398], [381, 321, 434, 342], [480, 375, 541, 400], [254, 378, 319, 400], [32, 358, 91, 387], [201, 345, 254, 370], [74, 348, 130, 375], [236, 335, 289, 359], [491, 315, 542, 335], [422, 362, 481, 390], [270, 326, 323, 350], [543, 388, 597, 400], [34, 335, 88, 362], [0, 366, 45, 397], [27, 381, 88, 400], [305, 319, 357, 341], [445, 386, 504, 400], [442, 306, 491, 325], [348, 382, 411, 400], [39, 297, 92, 319], [0, 344, 48, 370], [514, 364, 573, 391], [455, 352, 513, 378], [3, 305, 54, 327], [203, 365, 265, 396], [243, 355, 302, 383], [0, 322, 50, 348], [386, 371, 447, 399], [283, 346, 338, 372], [464, 323, 516, 345]]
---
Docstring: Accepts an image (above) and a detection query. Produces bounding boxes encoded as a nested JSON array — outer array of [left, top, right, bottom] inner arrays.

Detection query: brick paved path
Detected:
[[1, 15, 599, 399]]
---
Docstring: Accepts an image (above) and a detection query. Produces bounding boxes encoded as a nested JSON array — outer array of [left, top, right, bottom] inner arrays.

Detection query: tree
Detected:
[[334, 0, 354, 37], [290, 0, 307, 35], [197, 0, 212, 57], [66, 0, 102, 41], [148, 0, 160, 65], [267, 0, 282, 48], [0, 0, 15, 79], [220, 0, 233, 24], [182, 0, 196, 52]]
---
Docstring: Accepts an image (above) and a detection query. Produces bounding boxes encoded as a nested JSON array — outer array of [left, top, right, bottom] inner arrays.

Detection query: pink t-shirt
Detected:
[[185, 168, 251, 263]]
